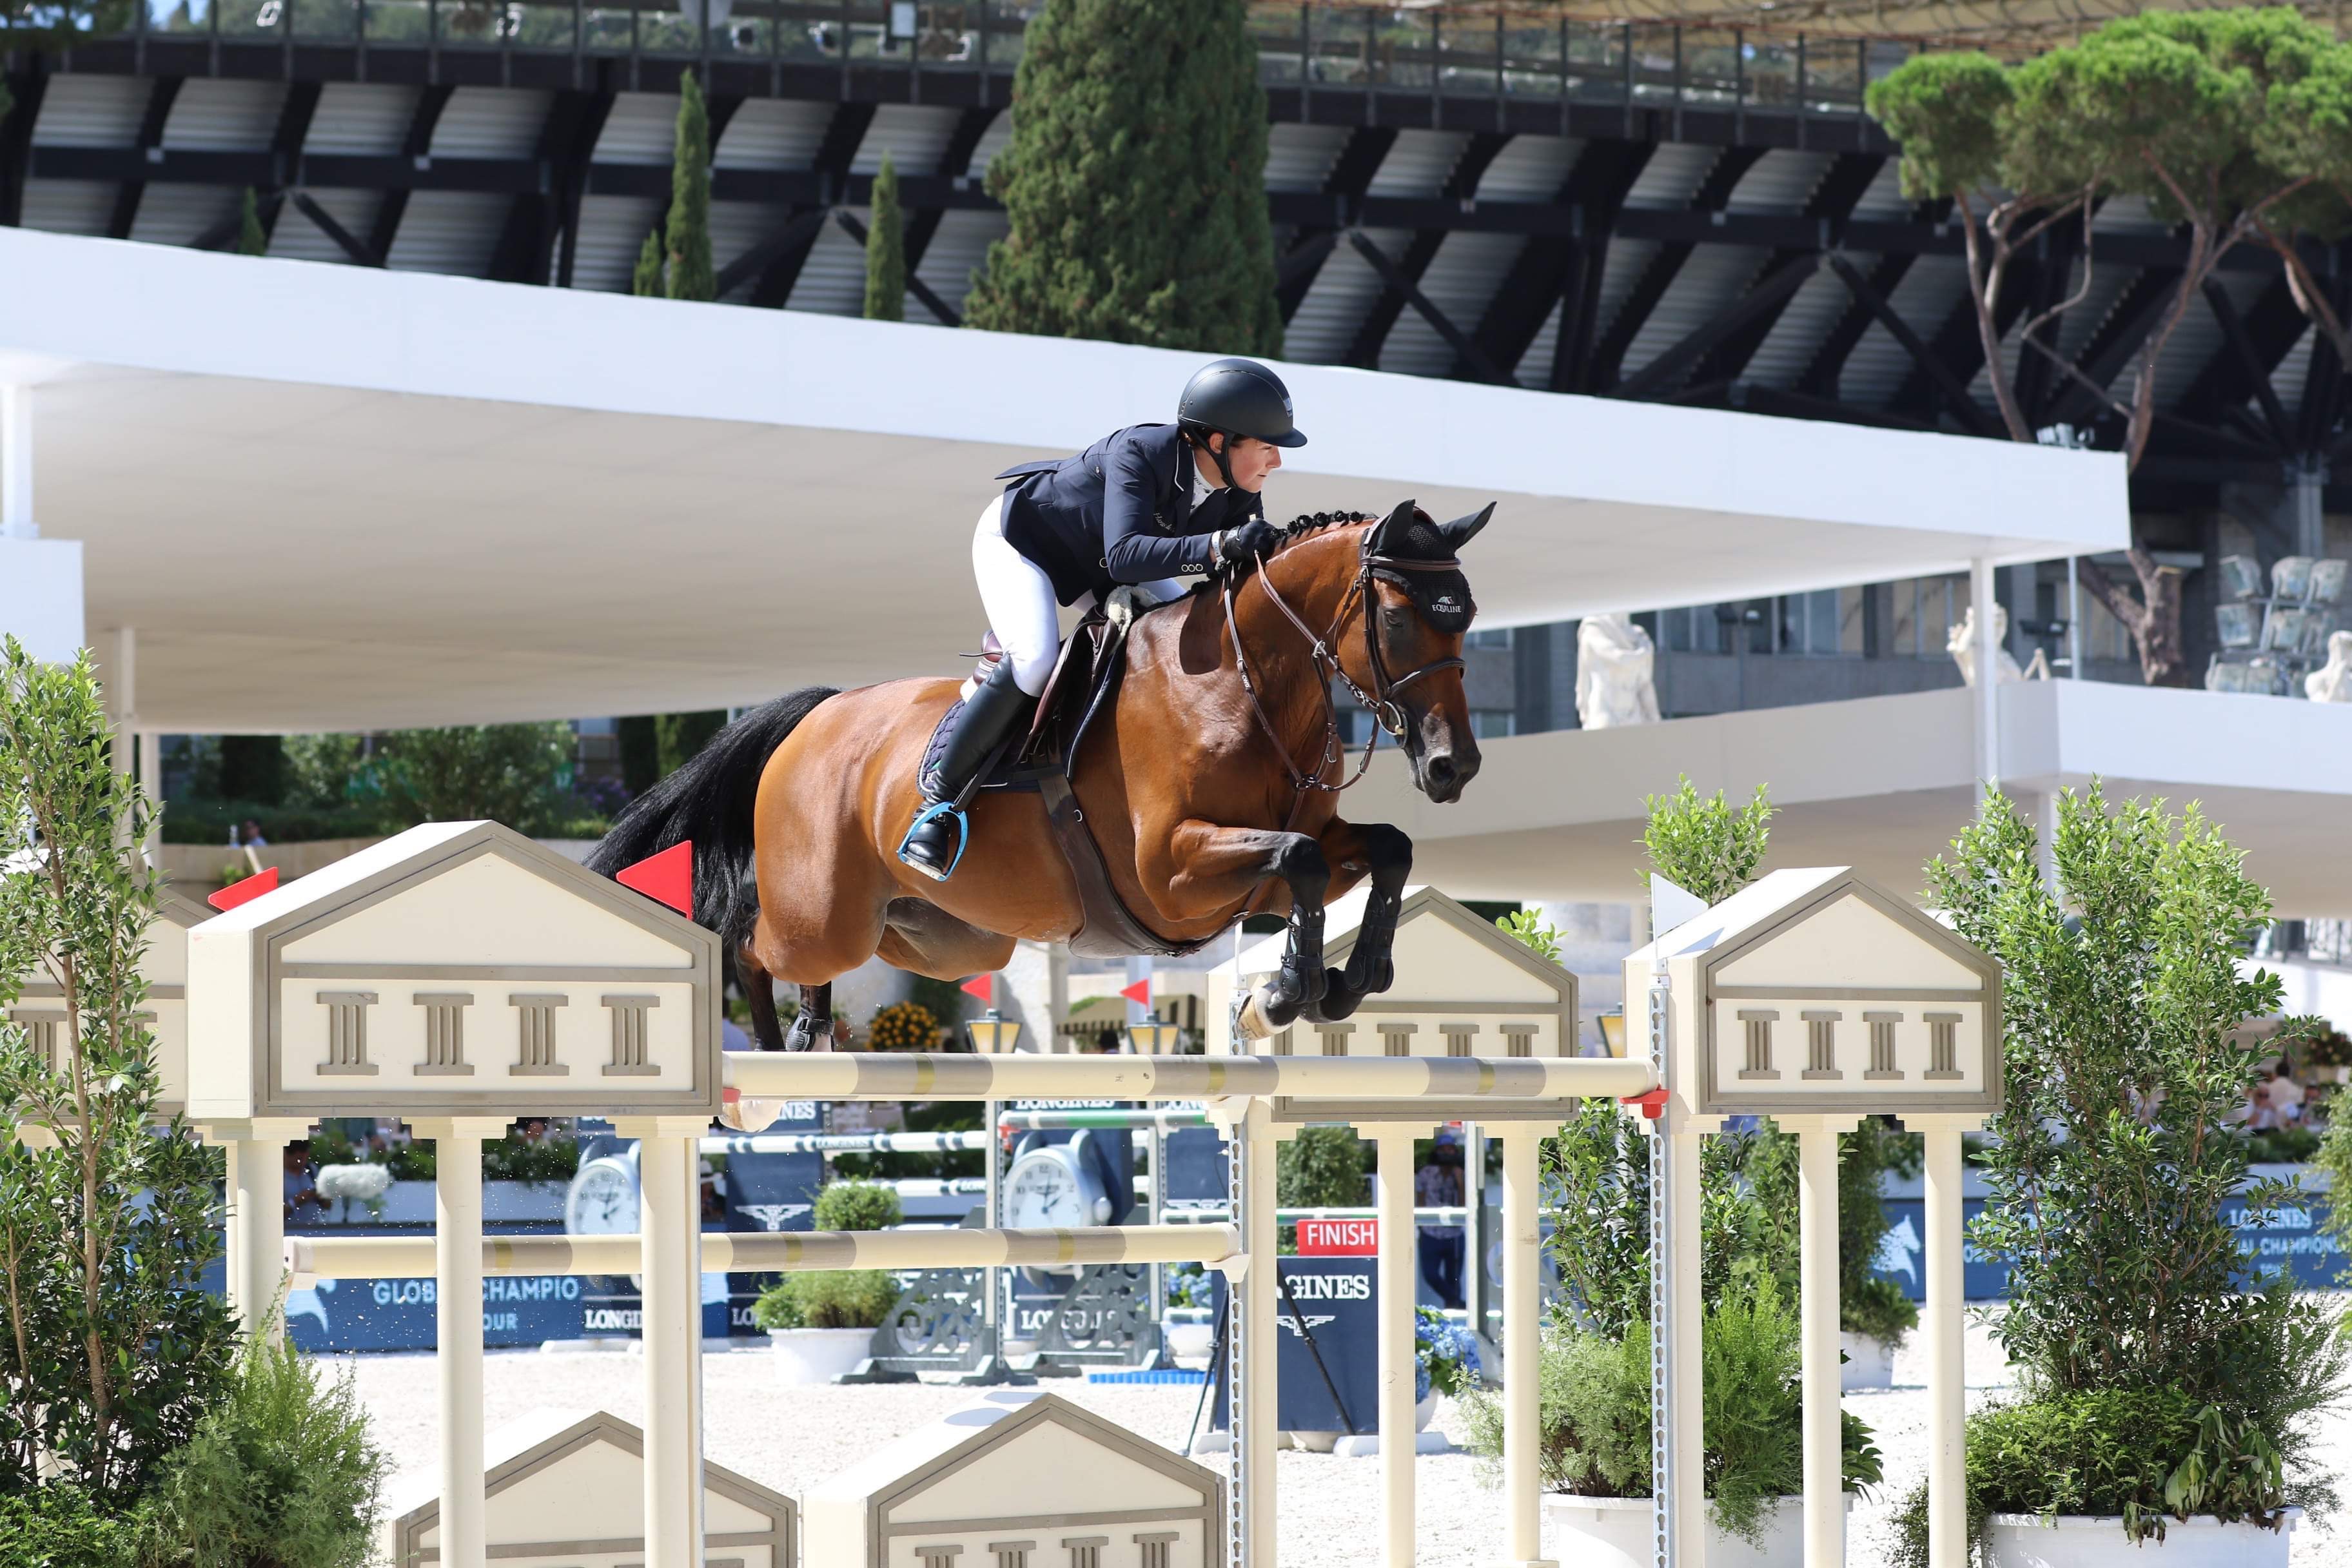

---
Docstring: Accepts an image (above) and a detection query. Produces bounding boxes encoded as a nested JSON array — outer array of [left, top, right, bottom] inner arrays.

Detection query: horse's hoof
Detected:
[[1233, 988, 1278, 1043]]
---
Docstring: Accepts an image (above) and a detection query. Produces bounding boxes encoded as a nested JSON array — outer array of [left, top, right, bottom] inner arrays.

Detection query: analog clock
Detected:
[[1002, 1133, 1113, 1280]]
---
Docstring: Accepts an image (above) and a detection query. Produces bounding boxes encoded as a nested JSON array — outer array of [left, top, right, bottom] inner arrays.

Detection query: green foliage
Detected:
[[1925, 781, 2351, 1524], [665, 74, 714, 302], [479, 1132, 577, 1183], [654, 711, 725, 777], [377, 721, 575, 830], [631, 229, 665, 297], [216, 736, 288, 807], [813, 1179, 903, 1232], [1493, 907, 1563, 964], [0, 0, 138, 51], [0, 639, 238, 1498], [136, 1315, 386, 1568], [1465, 1285, 1877, 1544], [864, 1000, 940, 1052], [1275, 1124, 1367, 1211], [617, 715, 661, 794], [1888, 1391, 2300, 1563], [2246, 1125, 2322, 1164], [1640, 776, 1773, 906], [750, 1269, 897, 1331], [280, 734, 365, 809], [1867, 52, 2014, 204], [963, 0, 1282, 355], [233, 188, 267, 256], [157, 798, 403, 846], [865, 151, 906, 322], [0, 1485, 142, 1568], [1742, 1118, 1919, 1348], [2320, 1104, 2352, 1287]]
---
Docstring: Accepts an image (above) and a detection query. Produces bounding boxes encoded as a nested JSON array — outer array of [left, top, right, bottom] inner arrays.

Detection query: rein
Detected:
[[1217, 529, 1465, 814]]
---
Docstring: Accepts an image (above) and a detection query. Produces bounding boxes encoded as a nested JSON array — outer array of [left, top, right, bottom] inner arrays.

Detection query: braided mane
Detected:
[[1266, 509, 1379, 556]]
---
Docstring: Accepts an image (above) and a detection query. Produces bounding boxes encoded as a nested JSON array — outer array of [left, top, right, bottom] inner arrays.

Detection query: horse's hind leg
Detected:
[[738, 946, 789, 1051], [785, 983, 834, 1052]]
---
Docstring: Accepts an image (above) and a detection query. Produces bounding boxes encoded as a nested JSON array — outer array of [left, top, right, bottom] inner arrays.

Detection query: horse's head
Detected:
[[1346, 499, 1493, 805]]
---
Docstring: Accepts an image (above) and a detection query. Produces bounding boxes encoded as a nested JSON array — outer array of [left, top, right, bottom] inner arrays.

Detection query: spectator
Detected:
[[1415, 1133, 1466, 1309], [2264, 1064, 2308, 1128], [282, 1142, 322, 1224], [238, 819, 269, 850]]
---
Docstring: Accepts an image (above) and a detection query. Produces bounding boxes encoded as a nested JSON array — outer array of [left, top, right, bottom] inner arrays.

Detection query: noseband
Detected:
[[1218, 528, 1467, 809]]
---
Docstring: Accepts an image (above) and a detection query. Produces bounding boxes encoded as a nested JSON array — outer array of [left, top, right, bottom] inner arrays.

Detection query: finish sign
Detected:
[[1295, 1217, 1378, 1256]]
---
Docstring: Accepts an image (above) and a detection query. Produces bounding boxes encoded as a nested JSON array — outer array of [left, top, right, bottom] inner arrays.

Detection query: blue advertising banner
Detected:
[[1871, 1190, 2342, 1302], [720, 1099, 827, 1337], [282, 1273, 587, 1353], [1210, 1258, 1380, 1437]]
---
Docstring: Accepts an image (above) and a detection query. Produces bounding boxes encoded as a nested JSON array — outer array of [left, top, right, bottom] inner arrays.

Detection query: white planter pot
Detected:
[[1164, 1310, 1215, 1366], [1839, 1329, 1896, 1391], [1984, 1510, 2299, 1568], [767, 1327, 874, 1386], [1544, 1494, 1847, 1568], [1286, 1391, 1437, 1454]]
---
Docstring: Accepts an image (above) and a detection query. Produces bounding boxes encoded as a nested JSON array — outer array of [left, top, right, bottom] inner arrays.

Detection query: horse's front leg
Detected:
[[1305, 818, 1413, 1024], [1163, 819, 1329, 1036]]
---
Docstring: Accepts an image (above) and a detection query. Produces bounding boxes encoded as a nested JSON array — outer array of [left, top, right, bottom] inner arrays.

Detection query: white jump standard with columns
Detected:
[[182, 821, 1997, 1568]]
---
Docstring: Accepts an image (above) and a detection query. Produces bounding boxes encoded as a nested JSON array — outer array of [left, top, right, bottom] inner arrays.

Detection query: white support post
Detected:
[[1498, 1125, 1553, 1568], [1373, 1125, 1417, 1567], [1787, 1115, 1860, 1568], [1912, 1116, 1979, 1568], [1, 384, 32, 538], [1215, 1096, 1280, 1568], [1972, 556, 2001, 806], [1665, 1124, 1707, 1566], [204, 1119, 310, 1342], [413, 1117, 506, 1568], [620, 1116, 710, 1568]]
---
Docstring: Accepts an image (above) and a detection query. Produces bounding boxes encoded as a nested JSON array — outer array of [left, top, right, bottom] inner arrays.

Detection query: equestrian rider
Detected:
[[896, 357, 1308, 882]]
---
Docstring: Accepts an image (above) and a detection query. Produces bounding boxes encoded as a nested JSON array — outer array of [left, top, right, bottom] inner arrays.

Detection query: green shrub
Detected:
[[2246, 1126, 2321, 1165], [2320, 1102, 2352, 1289], [1464, 1279, 1878, 1545], [0, 1486, 143, 1568], [137, 1315, 386, 1568], [1276, 1125, 1367, 1211], [814, 1180, 903, 1232], [1887, 1389, 2299, 1564], [750, 1269, 899, 1331]]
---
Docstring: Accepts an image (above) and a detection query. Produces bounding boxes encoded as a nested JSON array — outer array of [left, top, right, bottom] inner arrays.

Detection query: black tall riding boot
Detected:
[[897, 660, 1035, 882]]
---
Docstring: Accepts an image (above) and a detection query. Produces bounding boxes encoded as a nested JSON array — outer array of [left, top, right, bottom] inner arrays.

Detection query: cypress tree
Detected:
[[963, 0, 1281, 355], [864, 151, 906, 322], [234, 188, 268, 257], [665, 74, 715, 302], [616, 716, 660, 796], [631, 228, 665, 297]]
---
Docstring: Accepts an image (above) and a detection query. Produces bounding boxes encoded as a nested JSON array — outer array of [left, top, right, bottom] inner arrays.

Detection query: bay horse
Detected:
[[587, 500, 1491, 1052]]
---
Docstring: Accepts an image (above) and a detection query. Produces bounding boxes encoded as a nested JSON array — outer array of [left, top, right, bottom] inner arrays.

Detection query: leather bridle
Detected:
[[1218, 525, 1467, 807]]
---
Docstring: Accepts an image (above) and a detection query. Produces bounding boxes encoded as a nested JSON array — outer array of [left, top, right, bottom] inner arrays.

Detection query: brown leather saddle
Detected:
[[934, 601, 1219, 960]]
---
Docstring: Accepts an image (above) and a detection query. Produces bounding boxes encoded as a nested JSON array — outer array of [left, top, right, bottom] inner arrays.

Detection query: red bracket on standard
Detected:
[[1620, 1088, 1669, 1120]]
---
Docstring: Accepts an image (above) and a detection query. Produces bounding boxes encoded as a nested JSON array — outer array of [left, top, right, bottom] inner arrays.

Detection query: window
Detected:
[[1465, 627, 1514, 649], [1470, 710, 1516, 740], [1776, 587, 1865, 656], [1888, 574, 1968, 659]]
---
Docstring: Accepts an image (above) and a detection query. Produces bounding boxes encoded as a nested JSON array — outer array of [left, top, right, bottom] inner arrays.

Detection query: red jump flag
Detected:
[[1118, 976, 1152, 1007], [616, 841, 694, 918], [207, 865, 279, 912], [960, 974, 995, 1005]]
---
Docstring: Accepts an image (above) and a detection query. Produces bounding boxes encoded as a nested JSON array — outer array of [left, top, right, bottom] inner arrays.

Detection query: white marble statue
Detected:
[[1576, 612, 1661, 729], [1947, 603, 2024, 687], [2308, 631, 2352, 702]]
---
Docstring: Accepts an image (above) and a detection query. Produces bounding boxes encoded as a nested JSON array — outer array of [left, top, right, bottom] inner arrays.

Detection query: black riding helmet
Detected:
[[1178, 357, 1307, 489]]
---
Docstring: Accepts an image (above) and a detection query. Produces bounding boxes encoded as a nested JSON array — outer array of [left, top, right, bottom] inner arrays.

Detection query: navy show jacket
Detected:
[[995, 423, 1264, 606]]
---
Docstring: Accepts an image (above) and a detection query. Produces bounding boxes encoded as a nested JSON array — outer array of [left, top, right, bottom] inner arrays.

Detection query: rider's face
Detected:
[[1204, 434, 1282, 493]]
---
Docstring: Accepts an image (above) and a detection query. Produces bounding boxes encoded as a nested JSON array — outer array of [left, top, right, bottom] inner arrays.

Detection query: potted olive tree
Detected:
[[1889, 783, 2351, 1566], [753, 1180, 903, 1386]]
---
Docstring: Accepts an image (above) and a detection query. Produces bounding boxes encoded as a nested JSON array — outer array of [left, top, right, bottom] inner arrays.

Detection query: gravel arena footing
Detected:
[[338, 1307, 2352, 1565]]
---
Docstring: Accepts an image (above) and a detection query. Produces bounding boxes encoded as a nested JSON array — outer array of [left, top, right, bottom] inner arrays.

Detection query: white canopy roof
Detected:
[[0, 227, 2126, 732]]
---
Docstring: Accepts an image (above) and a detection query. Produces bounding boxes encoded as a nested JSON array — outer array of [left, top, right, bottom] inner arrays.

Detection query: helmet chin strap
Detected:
[[1186, 426, 1240, 491]]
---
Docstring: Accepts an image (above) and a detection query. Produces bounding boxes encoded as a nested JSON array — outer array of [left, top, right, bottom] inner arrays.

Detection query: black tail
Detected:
[[585, 689, 838, 955]]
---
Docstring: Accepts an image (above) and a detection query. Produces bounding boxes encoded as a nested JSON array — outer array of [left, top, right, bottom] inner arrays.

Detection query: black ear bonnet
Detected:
[[1371, 509, 1476, 634]]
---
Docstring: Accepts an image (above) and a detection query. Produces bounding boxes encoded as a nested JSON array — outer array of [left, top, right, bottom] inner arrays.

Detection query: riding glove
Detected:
[[1215, 518, 1279, 567]]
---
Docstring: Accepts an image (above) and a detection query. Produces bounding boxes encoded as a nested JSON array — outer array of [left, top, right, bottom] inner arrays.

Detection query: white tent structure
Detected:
[[0, 226, 2121, 734]]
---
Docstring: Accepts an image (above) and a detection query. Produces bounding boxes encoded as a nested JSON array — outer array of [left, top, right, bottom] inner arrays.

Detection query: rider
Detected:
[[896, 357, 1308, 882]]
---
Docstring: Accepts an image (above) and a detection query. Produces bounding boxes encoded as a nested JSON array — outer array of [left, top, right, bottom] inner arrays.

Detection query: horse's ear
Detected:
[[1438, 502, 1495, 553], [1367, 499, 1417, 554]]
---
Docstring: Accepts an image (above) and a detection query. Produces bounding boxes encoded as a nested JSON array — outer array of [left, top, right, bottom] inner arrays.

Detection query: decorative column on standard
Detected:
[[1908, 1112, 1984, 1568], [618, 1115, 711, 1568], [1365, 1125, 1420, 1565], [202, 1117, 317, 1342], [1496, 1122, 1555, 1568], [410, 1116, 507, 1568], [1784, 1113, 1861, 1568]]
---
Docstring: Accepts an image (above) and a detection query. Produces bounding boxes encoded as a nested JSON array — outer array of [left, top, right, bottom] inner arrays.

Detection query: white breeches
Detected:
[[971, 496, 1181, 696]]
